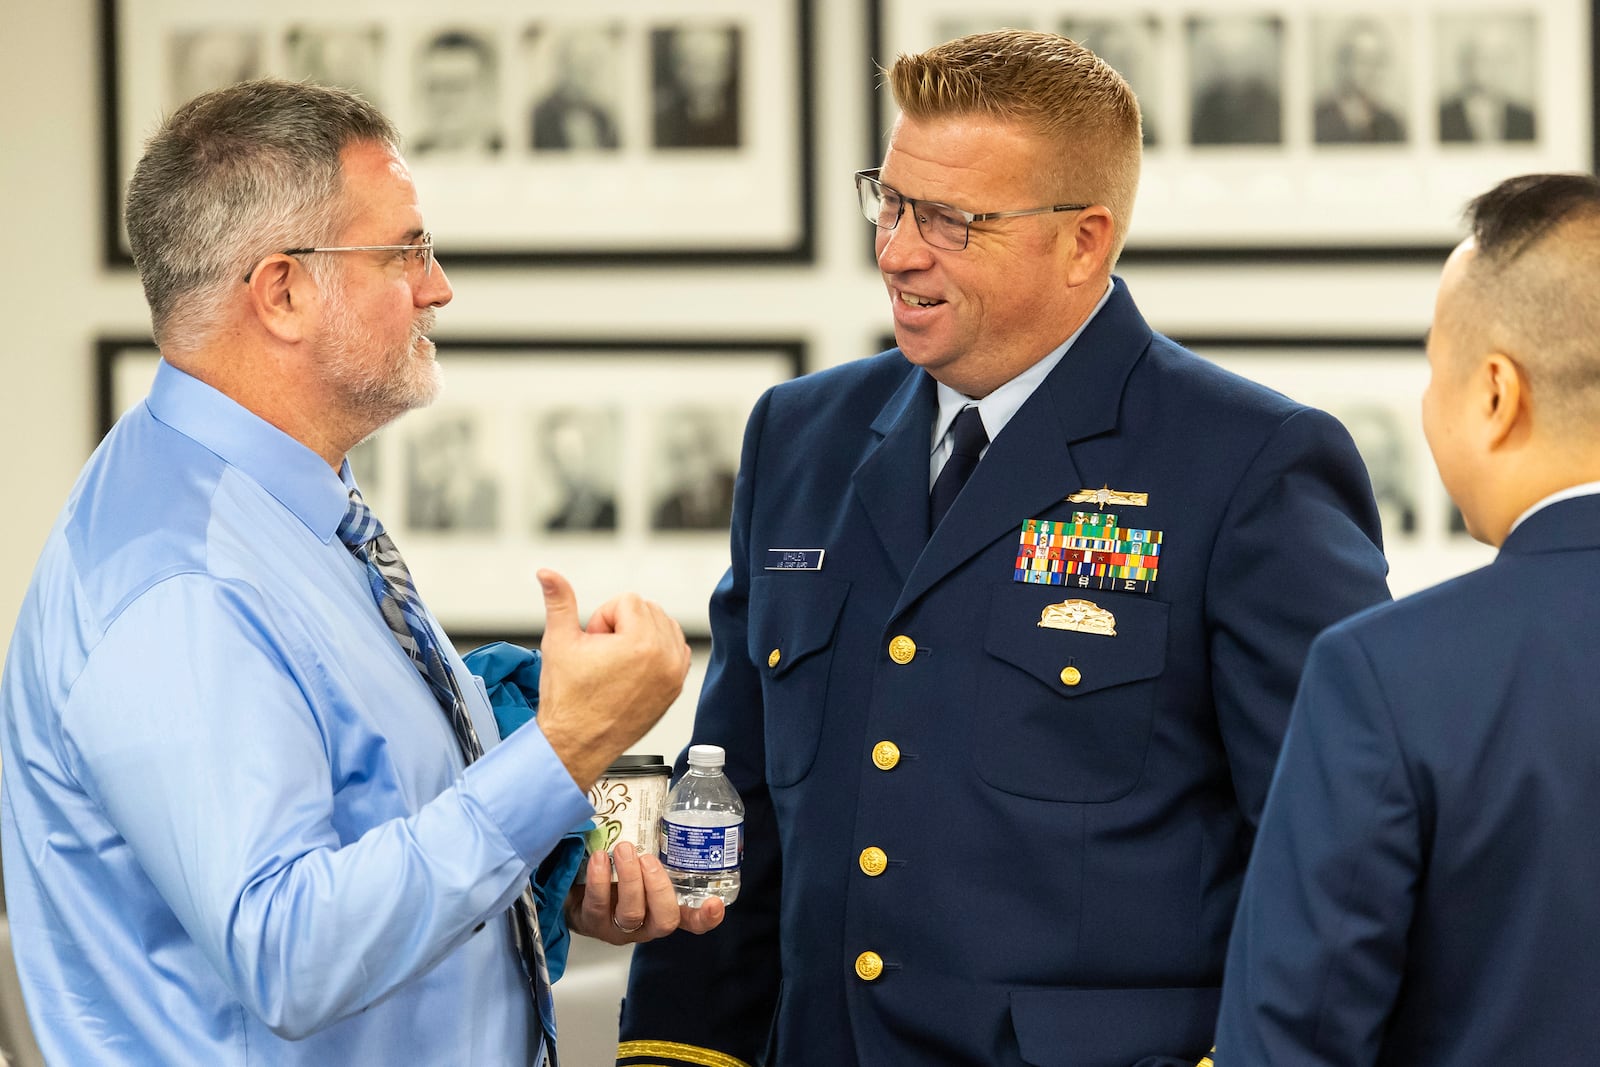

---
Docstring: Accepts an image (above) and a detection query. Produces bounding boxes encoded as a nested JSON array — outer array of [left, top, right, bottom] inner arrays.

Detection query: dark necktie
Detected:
[[930, 405, 988, 528], [336, 487, 558, 1066]]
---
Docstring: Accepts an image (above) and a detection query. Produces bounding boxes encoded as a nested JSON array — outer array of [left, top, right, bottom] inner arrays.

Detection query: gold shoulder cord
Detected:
[[615, 1040, 754, 1067], [617, 1038, 1211, 1066]]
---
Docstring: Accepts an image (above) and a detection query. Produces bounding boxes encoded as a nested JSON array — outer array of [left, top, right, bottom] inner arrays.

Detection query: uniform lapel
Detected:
[[892, 282, 1154, 618], [852, 367, 938, 585]]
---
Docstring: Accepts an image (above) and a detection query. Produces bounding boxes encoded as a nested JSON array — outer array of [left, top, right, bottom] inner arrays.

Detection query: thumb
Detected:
[[538, 569, 581, 643]]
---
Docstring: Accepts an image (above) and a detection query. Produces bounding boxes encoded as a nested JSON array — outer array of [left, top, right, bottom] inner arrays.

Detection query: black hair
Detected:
[[1466, 172, 1600, 263]]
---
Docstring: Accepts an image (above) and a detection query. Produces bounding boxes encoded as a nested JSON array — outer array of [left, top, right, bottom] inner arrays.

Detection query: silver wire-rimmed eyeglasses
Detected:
[[854, 169, 1088, 251]]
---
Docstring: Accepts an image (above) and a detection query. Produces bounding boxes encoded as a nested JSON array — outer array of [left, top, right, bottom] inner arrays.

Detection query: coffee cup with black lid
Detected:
[[578, 754, 671, 881]]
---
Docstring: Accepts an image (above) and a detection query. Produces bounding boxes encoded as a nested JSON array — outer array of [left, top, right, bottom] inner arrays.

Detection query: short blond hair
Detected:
[[888, 30, 1142, 262]]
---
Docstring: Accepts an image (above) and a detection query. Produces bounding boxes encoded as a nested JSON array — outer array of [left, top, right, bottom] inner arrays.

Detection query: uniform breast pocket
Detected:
[[975, 584, 1169, 802], [748, 575, 850, 787]]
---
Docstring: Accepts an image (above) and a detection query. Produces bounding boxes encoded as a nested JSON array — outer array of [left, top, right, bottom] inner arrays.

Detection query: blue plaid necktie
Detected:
[[337, 487, 558, 1066], [930, 405, 988, 528]]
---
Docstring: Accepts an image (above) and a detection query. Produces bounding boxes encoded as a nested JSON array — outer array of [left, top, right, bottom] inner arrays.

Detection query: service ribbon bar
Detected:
[[1012, 514, 1162, 594]]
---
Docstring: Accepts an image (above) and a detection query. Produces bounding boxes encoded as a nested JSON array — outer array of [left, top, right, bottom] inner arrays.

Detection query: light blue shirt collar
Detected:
[[145, 359, 352, 543], [930, 279, 1116, 483]]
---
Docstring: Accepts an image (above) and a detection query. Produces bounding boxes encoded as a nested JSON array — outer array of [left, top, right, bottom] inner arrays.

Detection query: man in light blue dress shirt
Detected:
[[0, 79, 711, 1065]]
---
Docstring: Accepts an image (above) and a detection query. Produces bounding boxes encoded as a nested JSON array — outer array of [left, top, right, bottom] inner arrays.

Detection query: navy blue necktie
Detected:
[[930, 405, 988, 529], [336, 487, 558, 1066]]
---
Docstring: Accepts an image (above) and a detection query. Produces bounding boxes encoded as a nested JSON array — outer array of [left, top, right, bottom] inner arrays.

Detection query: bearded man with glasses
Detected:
[[621, 30, 1389, 1067], [0, 78, 712, 1067]]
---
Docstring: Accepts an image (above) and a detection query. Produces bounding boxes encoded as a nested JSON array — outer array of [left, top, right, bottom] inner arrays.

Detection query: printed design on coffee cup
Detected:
[[582, 819, 623, 854], [583, 779, 633, 853]]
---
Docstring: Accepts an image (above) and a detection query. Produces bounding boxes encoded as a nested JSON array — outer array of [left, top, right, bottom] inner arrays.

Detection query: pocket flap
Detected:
[[985, 584, 1169, 697], [748, 575, 850, 677], [1011, 986, 1219, 1067]]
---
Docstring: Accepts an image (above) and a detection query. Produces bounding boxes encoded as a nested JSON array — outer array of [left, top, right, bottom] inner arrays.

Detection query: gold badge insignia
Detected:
[[1067, 485, 1149, 508], [1037, 598, 1117, 637]]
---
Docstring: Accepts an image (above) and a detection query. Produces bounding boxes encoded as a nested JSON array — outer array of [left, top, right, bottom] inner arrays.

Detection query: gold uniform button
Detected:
[[859, 846, 888, 877], [1060, 665, 1082, 687], [767, 648, 781, 668], [888, 635, 917, 664], [872, 741, 901, 770], [855, 951, 884, 981]]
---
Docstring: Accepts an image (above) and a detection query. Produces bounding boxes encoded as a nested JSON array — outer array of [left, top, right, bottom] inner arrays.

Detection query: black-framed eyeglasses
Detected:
[[243, 232, 434, 282], [854, 169, 1089, 251]]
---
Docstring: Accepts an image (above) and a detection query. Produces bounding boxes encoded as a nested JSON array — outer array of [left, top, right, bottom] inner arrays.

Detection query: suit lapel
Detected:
[[853, 368, 937, 585], [892, 282, 1155, 618]]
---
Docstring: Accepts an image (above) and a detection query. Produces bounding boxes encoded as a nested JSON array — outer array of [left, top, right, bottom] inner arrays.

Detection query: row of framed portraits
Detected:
[[97, 334, 1491, 638], [103, 0, 1595, 264], [101, 0, 816, 266]]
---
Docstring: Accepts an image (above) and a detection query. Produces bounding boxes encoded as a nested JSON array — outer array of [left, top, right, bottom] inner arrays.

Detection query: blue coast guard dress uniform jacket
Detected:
[[619, 281, 1391, 1067]]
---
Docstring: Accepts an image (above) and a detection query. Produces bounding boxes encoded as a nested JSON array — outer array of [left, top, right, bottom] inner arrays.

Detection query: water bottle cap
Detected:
[[686, 744, 726, 768]]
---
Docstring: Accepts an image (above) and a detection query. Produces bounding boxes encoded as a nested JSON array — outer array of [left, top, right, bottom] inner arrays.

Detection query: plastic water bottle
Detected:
[[659, 744, 744, 907]]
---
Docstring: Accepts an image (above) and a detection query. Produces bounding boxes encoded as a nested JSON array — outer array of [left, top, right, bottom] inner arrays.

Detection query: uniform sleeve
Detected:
[[60, 574, 591, 1040], [1206, 405, 1391, 825], [619, 389, 782, 1067], [1214, 624, 1422, 1065]]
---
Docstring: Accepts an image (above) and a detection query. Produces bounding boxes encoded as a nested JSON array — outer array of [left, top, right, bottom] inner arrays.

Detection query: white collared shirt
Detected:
[[929, 280, 1116, 488]]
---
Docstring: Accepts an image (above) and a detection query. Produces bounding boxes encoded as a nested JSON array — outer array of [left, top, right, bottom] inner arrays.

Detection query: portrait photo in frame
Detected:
[[96, 337, 805, 637], [1179, 336, 1495, 593], [868, 0, 1597, 258], [101, 0, 815, 267]]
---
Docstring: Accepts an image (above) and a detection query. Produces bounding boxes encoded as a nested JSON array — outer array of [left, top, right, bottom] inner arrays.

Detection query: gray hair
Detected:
[[124, 78, 400, 353]]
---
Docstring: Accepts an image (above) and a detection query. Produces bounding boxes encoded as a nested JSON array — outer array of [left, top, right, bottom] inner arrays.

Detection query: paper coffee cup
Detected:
[[578, 754, 671, 882]]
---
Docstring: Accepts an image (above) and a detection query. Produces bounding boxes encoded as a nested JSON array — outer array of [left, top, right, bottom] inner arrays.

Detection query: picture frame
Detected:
[[1177, 335, 1495, 593], [96, 336, 805, 637], [101, 0, 815, 268], [867, 0, 1597, 259]]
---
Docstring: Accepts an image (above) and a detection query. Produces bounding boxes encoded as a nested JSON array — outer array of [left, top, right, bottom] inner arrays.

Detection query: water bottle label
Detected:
[[661, 819, 743, 872]]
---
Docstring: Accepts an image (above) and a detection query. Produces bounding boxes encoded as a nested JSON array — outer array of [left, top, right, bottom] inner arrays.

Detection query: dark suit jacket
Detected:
[[1313, 97, 1406, 144], [530, 92, 620, 150], [1439, 96, 1536, 142], [620, 281, 1389, 1067], [1217, 493, 1600, 1066], [1190, 82, 1282, 145]]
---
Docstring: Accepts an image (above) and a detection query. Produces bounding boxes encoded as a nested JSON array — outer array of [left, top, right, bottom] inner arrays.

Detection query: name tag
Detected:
[[764, 548, 825, 571]]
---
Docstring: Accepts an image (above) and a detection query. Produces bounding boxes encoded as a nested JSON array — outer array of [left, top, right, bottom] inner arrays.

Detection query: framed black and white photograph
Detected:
[[1059, 15, 1164, 147], [1186, 14, 1284, 147], [1179, 336, 1495, 593], [97, 337, 805, 636], [522, 22, 626, 153], [645, 406, 743, 532], [868, 0, 1597, 257], [650, 23, 743, 149], [408, 26, 506, 161], [284, 23, 387, 110], [102, 0, 815, 267], [1434, 12, 1540, 144], [1311, 15, 1411, 145]]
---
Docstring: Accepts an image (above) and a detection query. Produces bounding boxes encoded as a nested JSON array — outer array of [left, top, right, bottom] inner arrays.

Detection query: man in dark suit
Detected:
[[1437, 21, 1537, 143], [1313, 18, 1407, 145], [619, 30, 1389, 1067], [1215, 172, 1600, 1065], [529, 25, 622, 152], [1188, 16, 1284, 146]]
